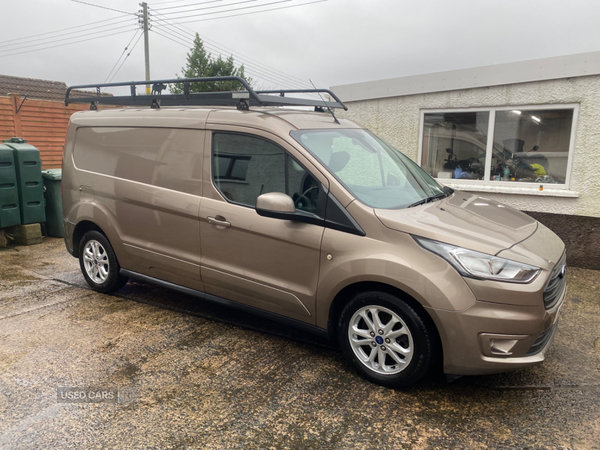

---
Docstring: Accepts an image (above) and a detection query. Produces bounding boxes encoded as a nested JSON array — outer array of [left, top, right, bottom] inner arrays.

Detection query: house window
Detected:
[[420, 105, 577, 187]]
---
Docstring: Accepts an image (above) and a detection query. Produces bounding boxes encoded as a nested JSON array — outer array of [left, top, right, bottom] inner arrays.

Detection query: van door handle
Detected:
[[207, 216, 231, 229]]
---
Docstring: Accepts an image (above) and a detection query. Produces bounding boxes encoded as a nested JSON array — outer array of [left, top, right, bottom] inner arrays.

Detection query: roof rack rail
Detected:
[[65, 76, 347, 111]]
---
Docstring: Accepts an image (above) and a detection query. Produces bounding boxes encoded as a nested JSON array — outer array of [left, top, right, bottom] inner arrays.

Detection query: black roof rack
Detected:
[[65, 76, 347, 111]]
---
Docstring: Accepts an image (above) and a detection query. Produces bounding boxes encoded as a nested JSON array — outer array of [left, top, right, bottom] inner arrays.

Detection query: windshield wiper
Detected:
[[407, 189, 451, 208]]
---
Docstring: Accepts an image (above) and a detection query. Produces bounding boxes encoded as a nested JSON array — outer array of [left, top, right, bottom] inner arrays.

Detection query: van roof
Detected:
[[69, 106, 362, 132]]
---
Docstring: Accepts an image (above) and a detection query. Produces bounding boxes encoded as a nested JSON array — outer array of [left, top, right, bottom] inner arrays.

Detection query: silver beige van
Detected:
[[62, 78, 566, 387]]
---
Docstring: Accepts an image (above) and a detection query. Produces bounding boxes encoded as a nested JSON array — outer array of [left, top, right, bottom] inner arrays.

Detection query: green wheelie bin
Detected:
[[41, 169, 64, 237]]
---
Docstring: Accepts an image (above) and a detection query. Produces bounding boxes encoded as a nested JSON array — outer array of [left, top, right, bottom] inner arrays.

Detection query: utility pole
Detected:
[[141, 2, 150, 94]]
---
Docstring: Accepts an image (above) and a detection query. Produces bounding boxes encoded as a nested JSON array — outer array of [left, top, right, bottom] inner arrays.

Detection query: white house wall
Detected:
[[336, 75, 600, 218]]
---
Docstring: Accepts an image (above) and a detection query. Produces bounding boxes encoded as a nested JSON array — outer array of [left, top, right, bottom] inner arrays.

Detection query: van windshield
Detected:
[[290, 129, 446, 209]]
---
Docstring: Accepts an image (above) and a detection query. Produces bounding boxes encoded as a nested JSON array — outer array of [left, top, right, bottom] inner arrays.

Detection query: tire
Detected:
[[79, 230, 129, 293], [338, 291, 437, 388]]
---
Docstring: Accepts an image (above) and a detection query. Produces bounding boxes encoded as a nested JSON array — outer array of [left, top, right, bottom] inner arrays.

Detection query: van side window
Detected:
[[212, 133, 321, 215]]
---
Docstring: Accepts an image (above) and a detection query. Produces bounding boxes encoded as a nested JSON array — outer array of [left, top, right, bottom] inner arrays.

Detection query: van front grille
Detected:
[[543, 252, 567, 310]]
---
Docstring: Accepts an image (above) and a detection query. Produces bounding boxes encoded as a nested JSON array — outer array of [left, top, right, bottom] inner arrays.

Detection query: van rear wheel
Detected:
[[79, 231, 129, 293], [338, 291, 436, 388]]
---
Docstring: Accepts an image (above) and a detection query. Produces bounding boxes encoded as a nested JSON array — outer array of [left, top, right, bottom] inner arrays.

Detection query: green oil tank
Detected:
[[3, 138, 46, 225], [0, 142, 21, 228]]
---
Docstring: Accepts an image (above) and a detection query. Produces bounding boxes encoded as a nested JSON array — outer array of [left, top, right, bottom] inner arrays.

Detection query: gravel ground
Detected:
[[0, 237, 599, 449]]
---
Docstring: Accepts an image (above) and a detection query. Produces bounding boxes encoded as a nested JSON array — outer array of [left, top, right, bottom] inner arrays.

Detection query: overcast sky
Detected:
[[1, 0, 600, 95]]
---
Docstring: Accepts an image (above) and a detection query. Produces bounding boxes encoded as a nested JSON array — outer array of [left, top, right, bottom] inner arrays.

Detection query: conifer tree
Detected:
[[170, 34, 251, 93]]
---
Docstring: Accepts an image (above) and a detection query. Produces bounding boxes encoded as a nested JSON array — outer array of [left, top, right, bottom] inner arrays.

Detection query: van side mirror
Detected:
[[256, 192, 324, 227], [256, 192, 295, 219]]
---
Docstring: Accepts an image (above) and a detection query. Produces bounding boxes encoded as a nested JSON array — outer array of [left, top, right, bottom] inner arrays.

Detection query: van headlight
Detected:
[[413, 236, 541, 283]]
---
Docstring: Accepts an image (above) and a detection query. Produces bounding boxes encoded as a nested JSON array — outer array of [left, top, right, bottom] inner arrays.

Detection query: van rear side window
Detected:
[[73, 127, 204, 195]]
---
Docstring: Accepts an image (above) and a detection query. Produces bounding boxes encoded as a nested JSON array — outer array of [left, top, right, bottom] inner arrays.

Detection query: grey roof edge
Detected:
[[330, 51, 600, 102]]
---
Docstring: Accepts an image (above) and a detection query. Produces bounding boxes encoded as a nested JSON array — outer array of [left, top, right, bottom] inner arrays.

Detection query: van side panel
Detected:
[[68, 126, 205, 291]]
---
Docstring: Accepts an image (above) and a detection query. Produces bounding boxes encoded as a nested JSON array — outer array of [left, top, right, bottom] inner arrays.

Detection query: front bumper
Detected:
[[427, 279, 565, 376]]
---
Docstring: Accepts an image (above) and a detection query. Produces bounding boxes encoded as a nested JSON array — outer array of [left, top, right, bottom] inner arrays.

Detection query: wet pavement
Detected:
[[0, 238, 599, 449]]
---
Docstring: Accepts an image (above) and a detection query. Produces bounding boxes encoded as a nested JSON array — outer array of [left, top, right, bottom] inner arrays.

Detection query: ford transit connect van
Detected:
[[62, 78, 566, 387]]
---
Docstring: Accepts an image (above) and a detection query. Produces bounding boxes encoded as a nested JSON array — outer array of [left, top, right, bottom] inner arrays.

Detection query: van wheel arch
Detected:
[[72, 221, 106, 257], [328, 282, 442, 363]]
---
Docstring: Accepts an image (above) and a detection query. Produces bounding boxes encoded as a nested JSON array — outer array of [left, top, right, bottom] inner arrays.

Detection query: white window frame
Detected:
[[417, 104, 579, 192]]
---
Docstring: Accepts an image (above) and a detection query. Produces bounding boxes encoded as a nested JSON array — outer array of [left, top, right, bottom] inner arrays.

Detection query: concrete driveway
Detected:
[[0, 238, 599, 449]]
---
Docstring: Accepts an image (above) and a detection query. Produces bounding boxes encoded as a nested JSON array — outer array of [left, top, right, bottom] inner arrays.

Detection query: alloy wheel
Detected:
[[82, 239, 110, 284], [348, 305, 414, 375]]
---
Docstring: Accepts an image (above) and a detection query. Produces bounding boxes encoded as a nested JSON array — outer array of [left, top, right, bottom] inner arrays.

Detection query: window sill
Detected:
[[438, 181, 579, 198]]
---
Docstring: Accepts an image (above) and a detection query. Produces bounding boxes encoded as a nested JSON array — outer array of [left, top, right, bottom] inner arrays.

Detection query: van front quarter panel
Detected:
[[316, 225, 478, 331]]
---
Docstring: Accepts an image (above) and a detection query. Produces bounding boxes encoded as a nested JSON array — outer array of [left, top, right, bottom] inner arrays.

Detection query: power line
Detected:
[[149, 7, 319, 91], [149, 9, 310, 85], [152, 0, 198, 5], [153, 0, 292, 20], [0, 23, 139, 55], [149, 28, 290, 88], [0, 29, 138, 58], [151, 28, 190, 46], [150, 26, 315, 92], [153, 0, 225, 11], [156, 0, 261, 16], [0, 15, 132, 47], [150, 29, 192, 49], [71, 0, 137, 15], [103, 30, 142, 83], [107, 32, 145, 84], [149, 3, 323, 86], [0, 18, 134, 50], [148, 21, 296, 86], [159, 0, 327, 24], [151, 22, 309, 89], [150, 0, 328, 90]]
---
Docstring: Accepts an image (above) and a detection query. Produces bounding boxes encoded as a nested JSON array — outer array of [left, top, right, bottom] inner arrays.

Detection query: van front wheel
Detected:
[[338, 291, 436, 388], [79, 231, 129, 293]]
